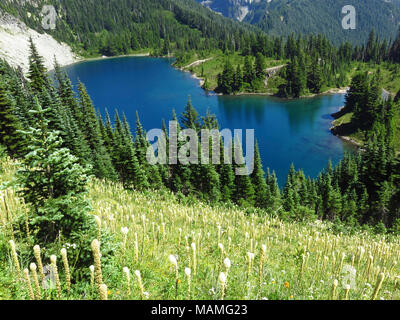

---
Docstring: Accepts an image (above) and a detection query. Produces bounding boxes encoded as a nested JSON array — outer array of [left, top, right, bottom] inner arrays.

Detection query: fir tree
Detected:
[[16, 99, 96, 264], [77, 81, 117, 180], [27, 38, 49, 93], [250, 142, 268, 208], [180, 97, 200, 130]]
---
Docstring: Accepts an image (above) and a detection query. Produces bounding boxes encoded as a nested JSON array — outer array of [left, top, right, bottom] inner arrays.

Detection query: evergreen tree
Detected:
[[77, 81, 117, 180], [254, 53, 265, 80], [27, 38, 49, 93], [0, 81, 25, 157], [16, 99, 96, 264], [233, 64, 243, 93], [243, 56, 254, 85], [232, 138, 254, 206], [180, 97, 200, 130], [250, 142, 268, 208]]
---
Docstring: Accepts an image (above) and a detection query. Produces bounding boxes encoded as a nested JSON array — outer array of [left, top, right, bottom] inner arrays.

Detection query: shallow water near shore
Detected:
[[61, 56, 355, 186]]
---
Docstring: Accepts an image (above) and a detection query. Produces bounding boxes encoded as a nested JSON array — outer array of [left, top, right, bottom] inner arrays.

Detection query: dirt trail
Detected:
[[183, 57, 213, 69], [264, 64, 286, 87]]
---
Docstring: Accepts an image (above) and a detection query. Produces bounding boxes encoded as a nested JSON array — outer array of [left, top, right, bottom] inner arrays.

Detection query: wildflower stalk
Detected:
[[343, 284, 350, 300], [331, 279, 338, 300], [50, 255, 62, 299], [123, 267, 131, 297], [61, 248, 71, 294], [134, 233, 139, 262], [169, 255, 179, 299], [135, 270, 145, 300], [121, 227, 129, 255], [89, 265, 95, 289], [23, 268, 35, 300], [366, 255, 374, 282], [219, 272, 227, 300], [259, 245, 266, 285], [99, 284, 108, 300], [185, 268, 191, 299], [247, 252, 255, 279], [91, 239, 103, 295], [371, 273, 385, 300], [33, 245, 45, 281], [9, 240, 21, 276], [191, 243, 196, 276], [30, 263, 41, 300]]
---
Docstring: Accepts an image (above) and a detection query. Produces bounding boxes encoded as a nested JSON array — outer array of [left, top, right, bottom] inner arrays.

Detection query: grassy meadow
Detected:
[[1, 155, 400, 300]]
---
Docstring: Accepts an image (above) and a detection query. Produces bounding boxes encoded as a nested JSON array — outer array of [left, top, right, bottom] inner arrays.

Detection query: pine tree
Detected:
[[307, 55, 323, 94], [180, 97, 200, 130], [243, 56, 254, 85], [233, 64, 243, 93], [16, 98, 96, 263], [232, 138, 254, 206], [250, 142, 268, 208], [77, 81, 117, 180], [254, 53, 265, 80], [27, 38, 48, 93]]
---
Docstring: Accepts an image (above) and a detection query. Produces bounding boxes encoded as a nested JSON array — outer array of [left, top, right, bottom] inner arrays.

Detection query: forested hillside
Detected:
[[197, 0, 400, 45], [0, 0, 260, 57]]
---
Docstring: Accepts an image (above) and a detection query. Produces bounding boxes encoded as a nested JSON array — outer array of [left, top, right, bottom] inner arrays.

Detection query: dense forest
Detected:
[[215, 29, 400, 97], [0, 41, 399, 245], [196, 0, 400, 46], [0, 0, 260, 57]]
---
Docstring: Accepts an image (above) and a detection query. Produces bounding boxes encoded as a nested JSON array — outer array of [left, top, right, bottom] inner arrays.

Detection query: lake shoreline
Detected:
[[52, 52, 151, 72], [329, 105, 363, 148], [177, 60, 350, 99], [62, 53, 350, 101]]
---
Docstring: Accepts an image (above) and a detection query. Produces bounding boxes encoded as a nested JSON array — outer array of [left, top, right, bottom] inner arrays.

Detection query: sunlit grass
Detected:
[[1, 156, 400, 300]]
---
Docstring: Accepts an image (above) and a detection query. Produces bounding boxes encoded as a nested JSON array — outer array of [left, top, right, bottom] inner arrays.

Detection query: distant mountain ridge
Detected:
[[197, 0, 400, 44]]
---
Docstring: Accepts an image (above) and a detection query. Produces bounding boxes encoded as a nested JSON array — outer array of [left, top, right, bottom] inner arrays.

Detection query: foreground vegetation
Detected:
[[1, 155, 400, 300]]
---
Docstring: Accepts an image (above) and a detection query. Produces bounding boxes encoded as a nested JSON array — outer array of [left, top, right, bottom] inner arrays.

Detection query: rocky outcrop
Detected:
[[0, 8, 79, 73]]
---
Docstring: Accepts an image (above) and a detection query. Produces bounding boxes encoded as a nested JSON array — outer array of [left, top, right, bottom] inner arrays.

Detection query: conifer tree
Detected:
[[243, 56, 254, 85], [234, 64, 243, 93], [250, 142, 268, 208], [0, 81, 25, 157], [27, 38, 49, 93], [232, 138, 254, 206], [77, 81, 116, 180], [16, 99, 96, 259], [254, 53, 265, 80], [180, 97, 200, 130]]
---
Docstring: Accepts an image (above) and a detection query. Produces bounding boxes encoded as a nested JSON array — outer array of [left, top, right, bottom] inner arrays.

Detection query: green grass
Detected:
[[1, 156, 400, 300]]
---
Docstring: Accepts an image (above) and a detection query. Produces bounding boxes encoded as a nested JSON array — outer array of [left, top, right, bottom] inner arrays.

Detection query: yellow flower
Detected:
[[116, 291, 120, 295], [290, 295, 294, 299], [271, 281, 276, 284], [177, 279, 182, 284], [284, 282, 290, 288], [107, 290, 111, 295]]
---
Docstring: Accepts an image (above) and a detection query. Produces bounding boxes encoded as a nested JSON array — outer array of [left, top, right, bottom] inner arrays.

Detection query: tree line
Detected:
[[215, 29, 400, 97]]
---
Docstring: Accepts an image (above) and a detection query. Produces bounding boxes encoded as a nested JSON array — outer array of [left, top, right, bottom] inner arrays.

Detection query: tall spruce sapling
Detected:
[[16, 98, 98, 267]]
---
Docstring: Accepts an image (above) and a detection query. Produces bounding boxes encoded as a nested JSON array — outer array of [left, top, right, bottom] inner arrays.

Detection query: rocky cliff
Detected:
[[0, 8, 79, 73]]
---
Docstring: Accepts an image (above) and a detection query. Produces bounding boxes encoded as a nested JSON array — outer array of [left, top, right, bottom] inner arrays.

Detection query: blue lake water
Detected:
[[61, 56, 354, 185]]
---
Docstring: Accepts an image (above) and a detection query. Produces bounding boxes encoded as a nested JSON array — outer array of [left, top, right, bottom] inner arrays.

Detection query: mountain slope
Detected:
[[0, 0, 259, 57], [0, 8, 78, 73], [197, 0, 400, 44]]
